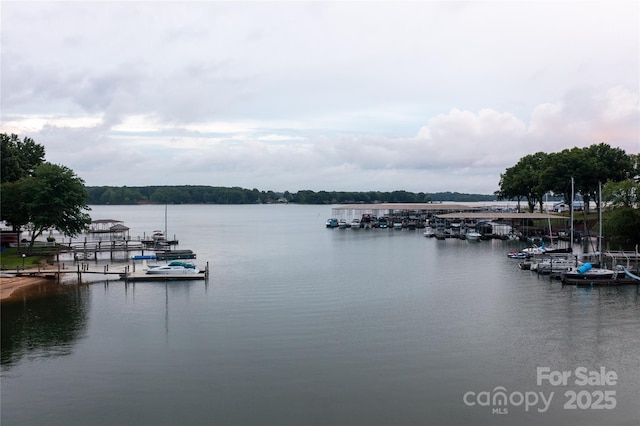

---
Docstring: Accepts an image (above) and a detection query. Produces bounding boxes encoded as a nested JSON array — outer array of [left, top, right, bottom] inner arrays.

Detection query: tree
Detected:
[[581, 143, 634, 212], [497, 152, 548, 212], [601, 177, 639, 247], [1, 133, 45, 182], [0, 180, 30, 232], [21, 163, 92, 254], [496, 165, 526, 212]]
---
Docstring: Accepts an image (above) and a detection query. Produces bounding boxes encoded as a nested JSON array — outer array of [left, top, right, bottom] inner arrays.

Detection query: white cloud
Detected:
[[1, 1, 638, 194]]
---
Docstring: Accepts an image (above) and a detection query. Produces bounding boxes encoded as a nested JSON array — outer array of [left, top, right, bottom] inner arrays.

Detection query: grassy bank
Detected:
[[0, 247, 48, 270]]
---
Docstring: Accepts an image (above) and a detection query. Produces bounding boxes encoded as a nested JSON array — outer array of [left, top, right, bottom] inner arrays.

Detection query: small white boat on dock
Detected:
[[146, 261, 199, 275]]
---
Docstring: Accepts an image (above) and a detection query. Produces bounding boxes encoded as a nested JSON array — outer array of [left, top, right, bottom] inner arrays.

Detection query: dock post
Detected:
[[77, 264, 81, 283]]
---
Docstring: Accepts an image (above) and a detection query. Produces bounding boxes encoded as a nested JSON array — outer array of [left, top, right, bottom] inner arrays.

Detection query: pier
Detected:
[[4, 261, 210, 284]]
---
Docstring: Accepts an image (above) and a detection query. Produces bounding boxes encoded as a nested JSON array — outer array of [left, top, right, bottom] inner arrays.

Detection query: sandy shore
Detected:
[[0, 275, 60, 301]]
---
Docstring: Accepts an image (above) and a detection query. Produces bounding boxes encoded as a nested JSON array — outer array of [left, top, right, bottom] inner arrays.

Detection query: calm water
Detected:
[[2, 204, 639, 426]]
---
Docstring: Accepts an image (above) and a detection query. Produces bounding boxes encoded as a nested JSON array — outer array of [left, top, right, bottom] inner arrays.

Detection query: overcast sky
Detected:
[[2, 1, 638, 194]]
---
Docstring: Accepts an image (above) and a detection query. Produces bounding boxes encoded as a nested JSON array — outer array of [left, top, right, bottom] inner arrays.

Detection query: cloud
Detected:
[[1, 1, 638, 194]]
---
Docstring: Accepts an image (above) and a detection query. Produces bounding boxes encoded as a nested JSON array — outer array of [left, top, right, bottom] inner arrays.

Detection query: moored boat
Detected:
[[146, 261, 200, 275], [326, 218, 338, 228], [465, 230, 482, 241]]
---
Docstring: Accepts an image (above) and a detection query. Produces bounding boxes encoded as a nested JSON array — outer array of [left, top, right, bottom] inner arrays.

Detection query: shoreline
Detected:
[[0, 275, 68, 302]]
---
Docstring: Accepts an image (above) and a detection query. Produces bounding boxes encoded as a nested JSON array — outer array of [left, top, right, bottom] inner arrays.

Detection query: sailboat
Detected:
[[560, 181, 633, 285]]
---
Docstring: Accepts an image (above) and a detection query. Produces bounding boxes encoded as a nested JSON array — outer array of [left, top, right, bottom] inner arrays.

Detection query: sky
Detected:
[[1, 1, 639, 194]]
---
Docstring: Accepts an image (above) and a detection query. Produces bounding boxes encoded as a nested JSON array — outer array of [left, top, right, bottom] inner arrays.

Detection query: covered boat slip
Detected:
[[331, 203, 569, 237], [434, 211, 570, 239], [331, 203, 483, 228]]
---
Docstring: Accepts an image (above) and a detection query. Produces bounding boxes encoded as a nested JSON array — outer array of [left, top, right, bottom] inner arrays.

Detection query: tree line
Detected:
[[85, 186, 496, 205], [495, 143, 639, 246], [495, 143, 638, 213], [2, 133, 638, 247]]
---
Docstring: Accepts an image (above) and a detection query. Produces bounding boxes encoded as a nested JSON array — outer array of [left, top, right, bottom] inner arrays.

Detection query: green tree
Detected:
[[1, 133, 45, 182], [496, 165, 526, 212], [497, 152, 548, 212], [601, 177, 640, 247], [0, 180, 30, 232], [21, 163, 92, 254], [581, 143, 633, 212]]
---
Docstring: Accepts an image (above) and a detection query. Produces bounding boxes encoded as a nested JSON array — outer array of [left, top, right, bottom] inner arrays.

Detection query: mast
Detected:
[[598, 181, 602, 265], [570, 177, 574, 252]]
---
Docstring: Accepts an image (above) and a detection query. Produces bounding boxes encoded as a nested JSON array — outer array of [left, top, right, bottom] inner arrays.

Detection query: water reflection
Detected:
[[1, 284, 90, 370]]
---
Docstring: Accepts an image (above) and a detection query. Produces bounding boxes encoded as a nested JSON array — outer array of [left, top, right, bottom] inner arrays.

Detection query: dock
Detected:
[[4, 261, 209, 284], [121, 270, 208, 282]]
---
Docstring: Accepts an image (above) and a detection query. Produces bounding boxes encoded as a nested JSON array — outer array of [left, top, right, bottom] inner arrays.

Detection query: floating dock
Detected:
[[121, 261, 209, 282], [121, 270, 208, 282]]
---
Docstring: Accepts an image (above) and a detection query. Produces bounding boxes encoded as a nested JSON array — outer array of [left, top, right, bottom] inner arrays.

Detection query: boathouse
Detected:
[[87, 219, 130, 241]]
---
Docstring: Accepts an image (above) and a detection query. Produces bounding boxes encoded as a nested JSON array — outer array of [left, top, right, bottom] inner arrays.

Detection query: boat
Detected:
[[423, 226, 435, 237], [326, 218, 338, 228], [561, 262, 616, 280], [350, 218, 361, 229], [74, 252, 95, 260], [521, 242, 571, 256], [465, 230, 482, 241], [378, 218, 388, 229], [521, 243, 548, 255], [530, 255, 579, 275], [508, 251, 530, 259], [146, 261, 200, 275], [338, 219, 349, 229]]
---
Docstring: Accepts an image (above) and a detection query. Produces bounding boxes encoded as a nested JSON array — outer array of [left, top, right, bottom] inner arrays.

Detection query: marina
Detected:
[[328, 203, 640, 287], [328, 203, 571, 241]]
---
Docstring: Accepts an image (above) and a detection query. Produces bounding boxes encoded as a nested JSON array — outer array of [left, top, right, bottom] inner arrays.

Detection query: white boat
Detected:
[[530, 256, 579, 274], [521, 244, 547, 255], [561, 263, 617, 281], [465, 230, 482, 241], [423, 226, 435, 237], [74, 252, 95, 260], [146, 261, 199, 275], [350, 219, 361, 229]]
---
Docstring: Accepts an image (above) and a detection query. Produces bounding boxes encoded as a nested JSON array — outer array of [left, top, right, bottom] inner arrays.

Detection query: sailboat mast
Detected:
[[598, 181, 602, 265], [570, 177, 574, 252]]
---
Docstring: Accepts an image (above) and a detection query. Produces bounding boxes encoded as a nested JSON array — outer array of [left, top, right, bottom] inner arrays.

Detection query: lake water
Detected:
[[2, 204, 639, 426]]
